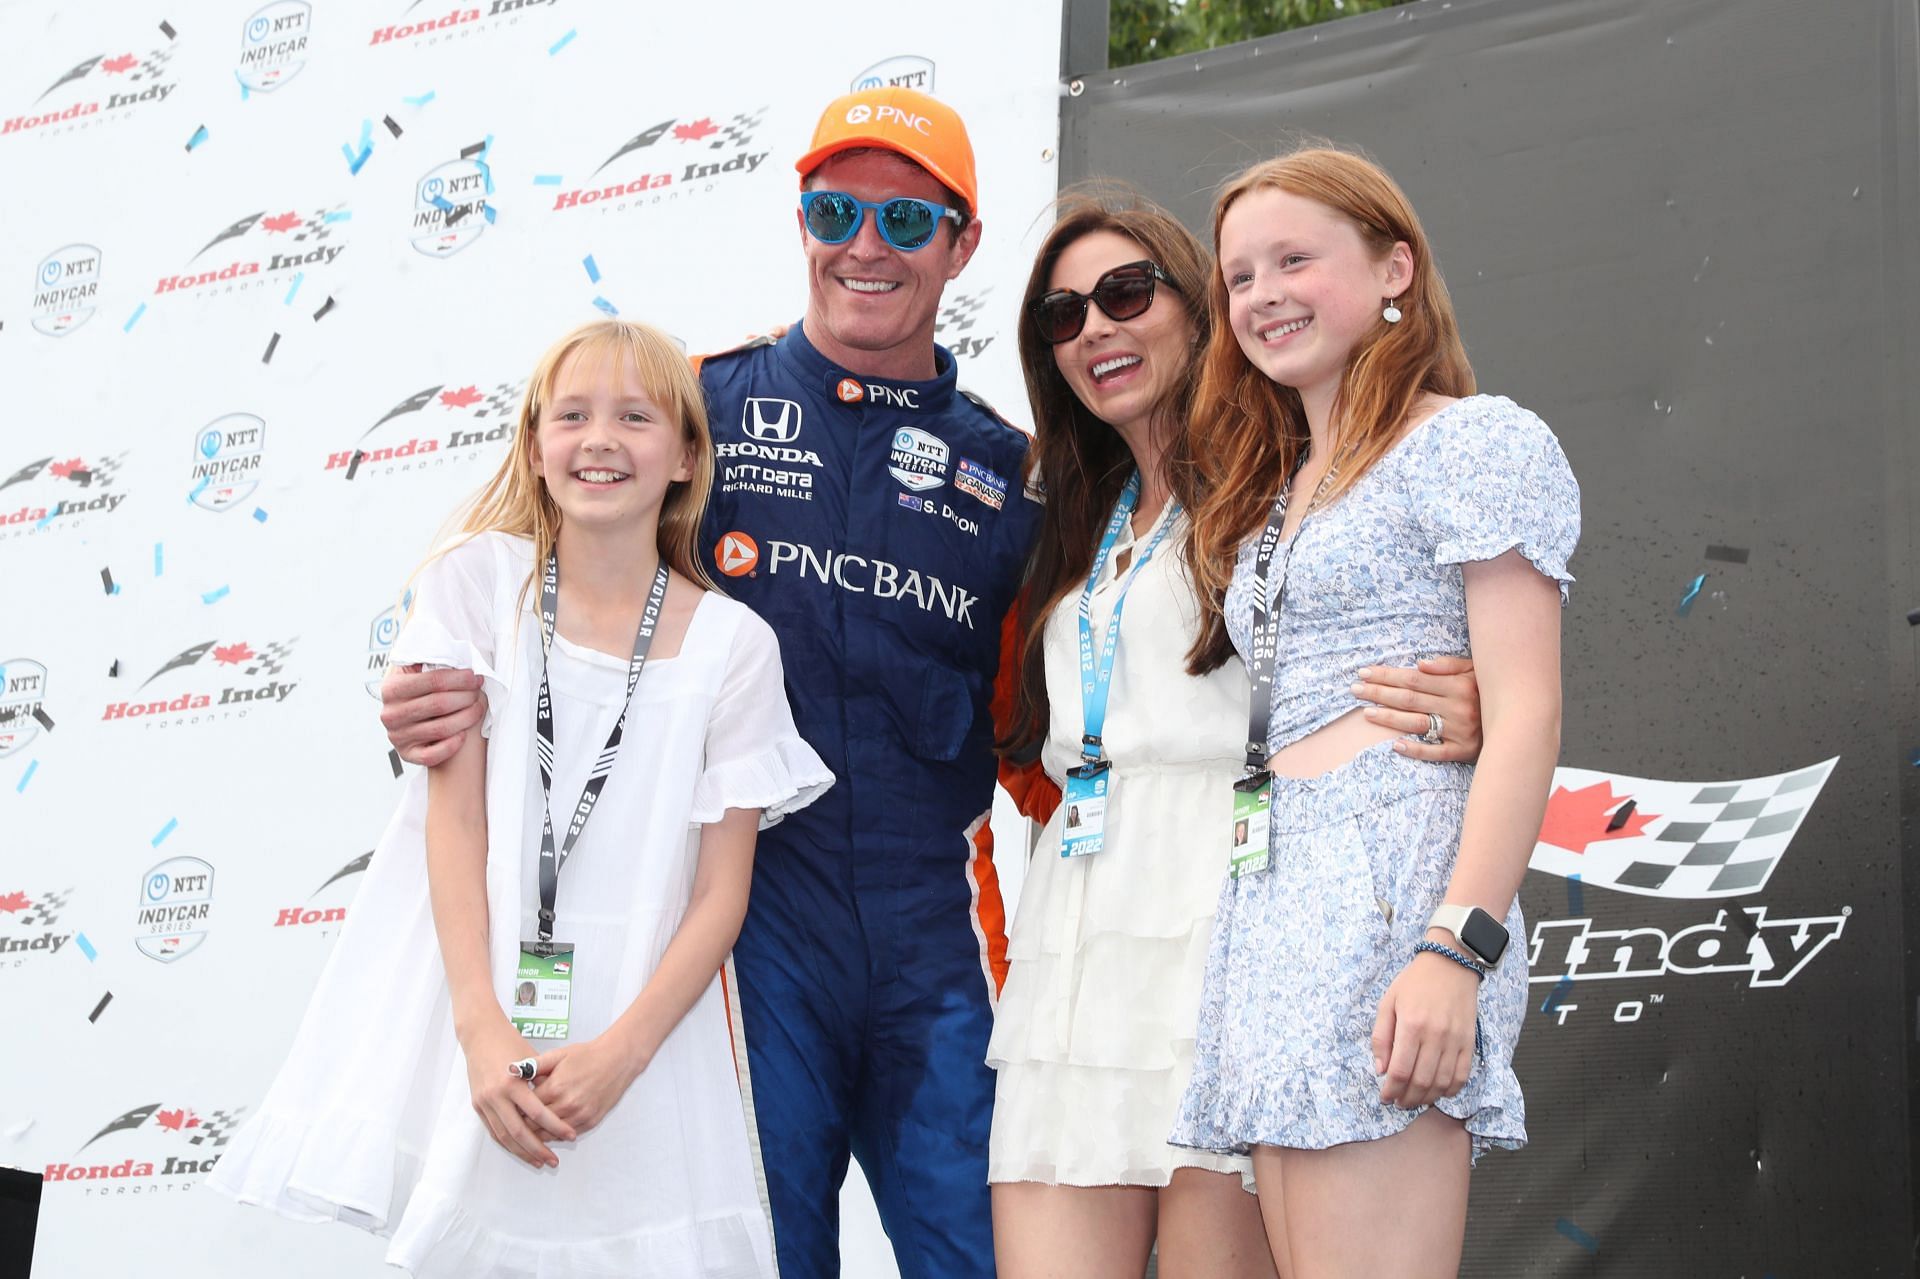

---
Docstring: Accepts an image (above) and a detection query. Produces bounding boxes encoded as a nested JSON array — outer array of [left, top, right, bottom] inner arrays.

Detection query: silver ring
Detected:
[[1420, 713, 1444, 745], [509, 1057, 537, 1081]]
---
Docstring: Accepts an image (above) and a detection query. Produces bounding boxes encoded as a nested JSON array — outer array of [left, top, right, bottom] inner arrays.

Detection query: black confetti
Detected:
[[1906, 608, 1920, 627], [32, 707, 53, 732], [1727, 907, 1759, 939], [389, 748, 404, 778], [384, 114, 402, 138], [108, 660, 120, 678], [346, 449, 367, 480], [88, 992, 113, 1023], [1606, 798, 1638, 832], [262, 331, 281, 363], [460, 139, 487, 159], [1704, 545, 1750, 564], [160, 19, 176, 38], [101, 566, 115, 594], [312, 295, 336, 322]]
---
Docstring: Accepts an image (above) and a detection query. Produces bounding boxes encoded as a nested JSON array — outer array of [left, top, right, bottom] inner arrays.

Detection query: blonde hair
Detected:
[[419, 319, 717, 613], [1186, 145, 1474, 668]]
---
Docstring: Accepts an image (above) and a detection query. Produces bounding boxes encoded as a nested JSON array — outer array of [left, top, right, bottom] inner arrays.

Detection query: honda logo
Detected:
[[744, 397, 803, 443]]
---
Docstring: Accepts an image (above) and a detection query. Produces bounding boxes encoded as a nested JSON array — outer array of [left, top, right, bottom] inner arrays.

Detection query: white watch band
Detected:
[[1427, 903, 1471, 944]]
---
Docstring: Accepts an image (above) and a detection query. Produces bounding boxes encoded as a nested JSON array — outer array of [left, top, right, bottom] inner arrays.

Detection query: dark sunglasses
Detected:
[[800, 190, 967, 252], [1030, 260, 1177, 344]]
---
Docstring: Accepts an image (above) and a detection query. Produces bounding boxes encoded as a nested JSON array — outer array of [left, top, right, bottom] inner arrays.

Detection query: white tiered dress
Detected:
[[985, 508, 1255, 1190], [207, 531, 833, 1277]]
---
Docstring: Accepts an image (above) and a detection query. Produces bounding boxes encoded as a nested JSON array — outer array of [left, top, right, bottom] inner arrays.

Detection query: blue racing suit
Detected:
[[698, 322, 1040, 1277]]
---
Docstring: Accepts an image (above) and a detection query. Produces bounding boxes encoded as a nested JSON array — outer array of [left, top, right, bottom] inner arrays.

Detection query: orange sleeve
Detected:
[[993, 592, 1060, 825]]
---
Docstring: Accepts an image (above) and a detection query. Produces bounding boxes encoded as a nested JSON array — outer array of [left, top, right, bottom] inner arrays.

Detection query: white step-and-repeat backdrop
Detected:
[[0, 3, 1062, 1274]]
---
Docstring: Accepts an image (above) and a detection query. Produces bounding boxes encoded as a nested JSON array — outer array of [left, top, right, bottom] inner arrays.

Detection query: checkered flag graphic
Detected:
[[76, 450, 128, 489], [186, 1107, 246, 1148], [936, 290, 992, 336], [14, 888, 71, 929], [1529, 757, 1839, 900], [475, 380, 525, 421], [242, 639, 297, 678], [126, 46, 175, 83], [290, 205, 344, 244], [710, 108, 766, 150]]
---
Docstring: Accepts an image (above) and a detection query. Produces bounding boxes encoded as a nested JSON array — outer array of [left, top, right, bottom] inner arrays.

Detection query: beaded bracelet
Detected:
[[1413, 939, 1486, 979]]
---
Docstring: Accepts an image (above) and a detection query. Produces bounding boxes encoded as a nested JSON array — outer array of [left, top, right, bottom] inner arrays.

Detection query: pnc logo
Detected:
[[744, 397, 802, 443], [715, 532, 759, 577], [836, 378, 864, 404], [845, 104, 873, 125]]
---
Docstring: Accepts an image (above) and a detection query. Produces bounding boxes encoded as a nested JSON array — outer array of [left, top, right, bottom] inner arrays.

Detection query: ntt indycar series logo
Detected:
[[851, 55, 934, 94], [237, 1, 312, 92], [366, 598, 413, 695], [103, 636, 299, 727], [412, 158, 491, 257], [369, 0, 562, 47], [0, 451, 129, 540], [1525, 757, 1846, 1024], [550, 108, 769, 214], [190, 414, 266, 512], [713, 533, 979, 628], [44, 1102, 247, 1193], [4, 35, 179, 140], [326, 379, 524, 479], [155, 204, 349, 299], [31, 243, 102, 336], [0, 659, 49, 758], [137, 856, 215, 962]]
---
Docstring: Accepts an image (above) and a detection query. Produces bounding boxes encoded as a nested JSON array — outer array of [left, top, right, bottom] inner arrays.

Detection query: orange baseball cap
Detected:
[[795, 86, 979, 213]]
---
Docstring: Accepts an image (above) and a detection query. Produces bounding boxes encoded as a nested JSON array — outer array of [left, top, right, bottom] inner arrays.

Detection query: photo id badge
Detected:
[[1060, 764, 1110, 858], [511, 940, 574, 1041], [1228, 775, 1272, 878]]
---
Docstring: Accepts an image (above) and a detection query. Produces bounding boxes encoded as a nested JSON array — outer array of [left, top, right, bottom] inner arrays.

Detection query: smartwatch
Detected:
[[1428, 904, 1509, 968]]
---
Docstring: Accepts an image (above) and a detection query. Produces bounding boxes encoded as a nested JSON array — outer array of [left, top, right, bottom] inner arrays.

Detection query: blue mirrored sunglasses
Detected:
[[800, 190, 967, 252]]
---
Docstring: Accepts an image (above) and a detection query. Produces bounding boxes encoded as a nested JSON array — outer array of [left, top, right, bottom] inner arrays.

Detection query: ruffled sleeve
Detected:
[[389, 532, 515, 737], [1416, 397, 1581, 604], [688, 607, 834, 829]]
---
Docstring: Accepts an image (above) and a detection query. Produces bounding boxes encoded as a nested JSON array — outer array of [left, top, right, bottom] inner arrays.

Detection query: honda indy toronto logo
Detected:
[[0, 884, 73, 968], [411, 157, 491, 257], [190, 414, 266, 512], [272, 850, 372, 935], [368, 0, 563, 48], [237, 0, 312, 92], [325, 377, 524, 480], [549, 106, 769, 215], [44, 1102, 248, 1194], [0, 659, 49, 757], [154, 204, 349, 301], [4, 28, 179, 141], [136, 857, 215, 962], [0, 450, 129, 541], [1525, 757, 1846, 1023], [850, 54, 934, 94], [103, 635, 299, 728], [721, 399, 818, 502], [934, 288, 997, 361], [31, 243, 102, 336]]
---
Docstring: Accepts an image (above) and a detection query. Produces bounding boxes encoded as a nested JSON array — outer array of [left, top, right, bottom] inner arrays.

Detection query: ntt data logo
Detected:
[[550, 108, 770, 215], [31, 243, 102, 336], [4, 36, 179, 141], [237, 0, 312, 92]]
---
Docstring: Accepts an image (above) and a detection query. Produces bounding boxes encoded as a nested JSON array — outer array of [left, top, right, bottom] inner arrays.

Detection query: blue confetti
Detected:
[[476, 133, 495, 194], [253, 507, 268, 523], [284, 271, 305, 305], [1540, 975, 1575, 1015], [582, 254, 601, 283], [1555, 1218, 1597, 1254], [344, 141, 373, 175], [15, 760, 37, 793], [1910, 748, 1920, 767], [152, 817, 178, 846], [1567, 872, 1583, 915], [430, 194, 454, 212], [188, 474, 210, 505], [34, 508, 57, 529], [1677, 573, 1706, 616], [75, 932, 97, 962], [202, 584, 230, 605], [548, 27, 576, 54], [482, 203, 497, 225], [533, 174, 562, 185], [123, 302, 147, 332], [591, 295, 618, 316], [403, 90, 436, 107], [185, 124, 209, 151], [153, 542, 164, 576], [322, 210, 352, 223], [234, 70, 250, 100]]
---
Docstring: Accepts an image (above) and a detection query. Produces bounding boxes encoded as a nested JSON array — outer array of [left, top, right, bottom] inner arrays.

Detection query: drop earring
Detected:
[[1382, 297, 1403, 324]]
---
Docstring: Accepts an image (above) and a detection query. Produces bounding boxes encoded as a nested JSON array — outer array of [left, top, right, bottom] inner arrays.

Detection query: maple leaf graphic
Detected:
[[100, 54, 137, 74], [261, 211, 302, 234], [673, 118, 719, 143], [0, 891, 30, 913], [153, 1108, 200, 1132], [212, 641, 255, 666], [48, 457, 87, 479], [1537, 781, 1660, 855], [439, 385, 483, 409]]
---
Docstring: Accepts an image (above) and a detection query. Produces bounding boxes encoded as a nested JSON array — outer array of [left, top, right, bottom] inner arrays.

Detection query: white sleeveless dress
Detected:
[[207, 531, 833, 1277]]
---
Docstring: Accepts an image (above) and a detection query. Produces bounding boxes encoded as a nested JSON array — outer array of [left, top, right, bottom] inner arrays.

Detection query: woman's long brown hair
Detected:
[[1185, 147, 1476, 672], [996, 184, 1215, 760]]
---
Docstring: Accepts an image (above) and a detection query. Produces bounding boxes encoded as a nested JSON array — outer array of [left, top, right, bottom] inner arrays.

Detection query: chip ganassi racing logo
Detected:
[[44, 1102, 248, 1190], [550, 108, 769, 214], [4, 34, 179, 140], [326, 378, 524, 479], [103, 636, 299, 726], [154, 205, 350, 300], [1, 451, 129, 539], [714, 533, 978, 628], [1525, 757, 1846, 1024]]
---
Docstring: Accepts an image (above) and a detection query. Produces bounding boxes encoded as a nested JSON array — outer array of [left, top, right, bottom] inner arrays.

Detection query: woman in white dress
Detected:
[[208, 319, 832, 1278], [986, 190, 1486, 1278]]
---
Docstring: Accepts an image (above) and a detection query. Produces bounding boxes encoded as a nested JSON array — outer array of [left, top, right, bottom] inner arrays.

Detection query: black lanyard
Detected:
[[1242, 453, 1333, 776], [533, 549, 668, 942]]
